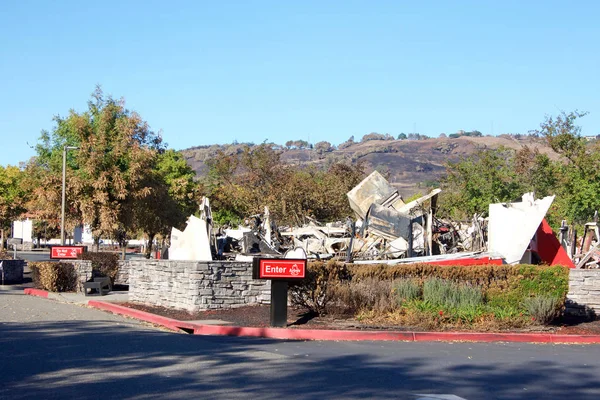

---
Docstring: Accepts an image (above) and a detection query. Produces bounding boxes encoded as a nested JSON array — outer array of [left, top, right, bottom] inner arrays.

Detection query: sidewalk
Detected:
[[48, 290, 130, 305], [18, 286, 600, 344]]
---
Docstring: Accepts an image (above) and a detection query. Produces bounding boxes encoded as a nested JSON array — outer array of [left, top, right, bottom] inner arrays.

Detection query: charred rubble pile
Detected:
[[168, 171, 488, 263], [168, 171, 597, 268]]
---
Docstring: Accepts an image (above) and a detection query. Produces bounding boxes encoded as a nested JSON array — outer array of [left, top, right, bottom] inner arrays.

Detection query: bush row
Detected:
[[289, 261, 570, 329]]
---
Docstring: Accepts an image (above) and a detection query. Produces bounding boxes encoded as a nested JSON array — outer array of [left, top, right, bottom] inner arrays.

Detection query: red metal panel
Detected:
[[535, 219, 575, 268]]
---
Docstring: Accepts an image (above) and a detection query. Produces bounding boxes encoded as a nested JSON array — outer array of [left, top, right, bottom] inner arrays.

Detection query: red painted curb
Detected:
[[85, 301, 600, 344], [87, 301, 196, 333], [23, 288, 49, 298], [414, 331, 558, 343], [192, 324, 416, 341], [192, 324, 600, 344]]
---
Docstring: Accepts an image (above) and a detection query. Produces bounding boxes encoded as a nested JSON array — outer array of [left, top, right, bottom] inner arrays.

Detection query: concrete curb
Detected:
[[87, 300, 197, 333], [23, 289, 600, 344], [23, 288, 49, 298], [190, 323, 600, 344]]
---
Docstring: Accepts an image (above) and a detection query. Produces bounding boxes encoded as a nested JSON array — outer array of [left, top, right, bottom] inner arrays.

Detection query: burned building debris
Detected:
[[168, 173, 593, 269]]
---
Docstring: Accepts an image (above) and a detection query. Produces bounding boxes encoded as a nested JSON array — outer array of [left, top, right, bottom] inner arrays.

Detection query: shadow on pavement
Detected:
[[1, 318, 600, 399]]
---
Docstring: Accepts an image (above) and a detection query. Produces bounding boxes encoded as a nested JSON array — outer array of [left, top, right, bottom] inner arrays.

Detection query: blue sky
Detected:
[[1, 0, 599, 166]]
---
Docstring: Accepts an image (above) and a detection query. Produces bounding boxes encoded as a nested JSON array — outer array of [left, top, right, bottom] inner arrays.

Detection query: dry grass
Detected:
[[327, 279, 395, 316], [359, 308, 531, 332]]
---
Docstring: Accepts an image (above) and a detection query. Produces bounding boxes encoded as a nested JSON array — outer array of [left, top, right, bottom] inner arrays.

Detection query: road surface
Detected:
[[1, 287, 600, 399]]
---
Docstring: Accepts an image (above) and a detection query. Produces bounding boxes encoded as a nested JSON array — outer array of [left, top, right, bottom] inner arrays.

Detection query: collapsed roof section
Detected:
[[347, 171, 406, 220]]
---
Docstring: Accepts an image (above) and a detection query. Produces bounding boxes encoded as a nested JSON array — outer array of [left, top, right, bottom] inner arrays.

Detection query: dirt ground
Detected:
[[119, 302, 600, 335]]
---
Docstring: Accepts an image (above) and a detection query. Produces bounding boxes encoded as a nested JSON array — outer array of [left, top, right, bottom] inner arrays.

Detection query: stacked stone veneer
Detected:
[[62, 259, 129, 290], [128, 260, 271, 312], [0, 259, 25, 284], [62, 260, 93, 292], [567, 269, 600, 316], [116, 260, 129, 285]]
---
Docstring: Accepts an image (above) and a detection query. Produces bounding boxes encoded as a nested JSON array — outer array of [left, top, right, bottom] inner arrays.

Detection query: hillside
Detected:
[[180, 135, 556, 198]]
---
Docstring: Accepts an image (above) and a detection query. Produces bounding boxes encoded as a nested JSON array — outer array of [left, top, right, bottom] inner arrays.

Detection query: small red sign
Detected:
[[50, 246, 86, 259], [257, 258, 306, 280]]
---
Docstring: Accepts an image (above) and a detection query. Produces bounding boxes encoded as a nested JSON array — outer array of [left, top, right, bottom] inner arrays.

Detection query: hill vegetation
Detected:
[[183, 111, 600, 230], [180, 131, 556, 199]]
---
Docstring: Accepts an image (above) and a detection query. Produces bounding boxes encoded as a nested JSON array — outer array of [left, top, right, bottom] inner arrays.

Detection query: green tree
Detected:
[[133, 149, 199, 258], [439, 111, 594, 230], [32, 87, 165, 250], [314, 141, 334, 154], [0, 165, 27, 250], [439, 148, 526, 219], [203, 144, 365, 225], [536, 111, 600, 225]]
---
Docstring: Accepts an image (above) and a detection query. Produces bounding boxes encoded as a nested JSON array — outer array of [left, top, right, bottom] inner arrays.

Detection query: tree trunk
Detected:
[[121, 241, 127, 260], [144, 233, 155, 259], [0, 228, 4, 251]]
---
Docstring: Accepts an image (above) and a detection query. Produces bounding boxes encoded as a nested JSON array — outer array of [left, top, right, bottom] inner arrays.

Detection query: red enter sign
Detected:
[[258, 259, 306, 280], [50, 246, 86, 259]]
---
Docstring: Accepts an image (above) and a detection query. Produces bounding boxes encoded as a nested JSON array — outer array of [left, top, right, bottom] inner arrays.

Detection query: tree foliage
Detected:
[[69, 89, 163, 245], [29, 87, 198, 249], [285, 140, 310, 149], [536, 111, 600, 225], [131, 149, 199, 257], [440, 145, 560, 221], [204, 144, 364, 225], [314, 141, 334, 154], [440, 111, 598, 229], [0, 165, 27, 249], [440, 148, 524, 219]]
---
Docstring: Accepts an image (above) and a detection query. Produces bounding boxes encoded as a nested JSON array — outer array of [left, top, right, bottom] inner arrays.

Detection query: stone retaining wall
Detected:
[[128, 260, 270, 312], [64, 260, 93, 292], [0, 259, 25, 284], [116, 260, 129, 285], [567, 269, 600, 317], [63, 259, 129, 291]]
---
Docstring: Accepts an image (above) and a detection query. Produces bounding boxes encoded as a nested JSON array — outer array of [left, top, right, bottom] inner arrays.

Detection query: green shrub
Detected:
[[422, 278, 483, 309], [523, 295, 562, 324], [30, 262, 77, 292], [393, 279, 421, 305], [78, 252, 119, 282]]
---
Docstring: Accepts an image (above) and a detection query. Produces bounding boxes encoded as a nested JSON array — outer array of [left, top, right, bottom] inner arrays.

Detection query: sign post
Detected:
[[252, 258, 307, 327], [8, 238, 22, 259]]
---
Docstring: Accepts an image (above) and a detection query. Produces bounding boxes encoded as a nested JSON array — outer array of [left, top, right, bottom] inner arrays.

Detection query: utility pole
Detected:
[[61, 146, 78, 245]]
